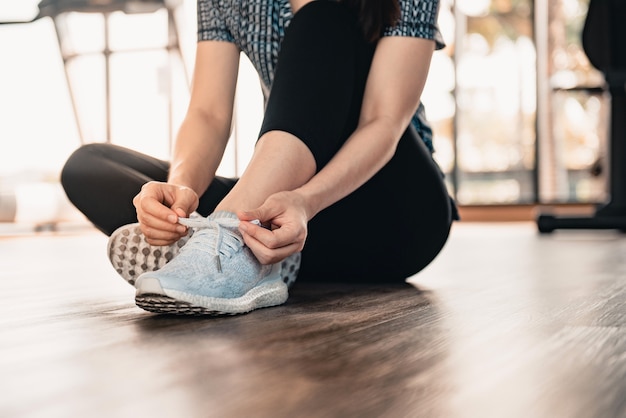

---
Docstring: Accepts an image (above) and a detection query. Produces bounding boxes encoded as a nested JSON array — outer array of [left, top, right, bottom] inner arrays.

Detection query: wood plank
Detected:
[[1, 223, 625, 418]]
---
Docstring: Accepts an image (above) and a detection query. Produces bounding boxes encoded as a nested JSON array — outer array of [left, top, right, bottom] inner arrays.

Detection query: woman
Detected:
[[61, 0, 458, 315]]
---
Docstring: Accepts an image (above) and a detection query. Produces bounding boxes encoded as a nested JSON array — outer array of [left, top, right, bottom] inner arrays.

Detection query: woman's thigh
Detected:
[[61, 143, 236, 235], [299, 126, 453, 283], [61, 143, 170, 234]]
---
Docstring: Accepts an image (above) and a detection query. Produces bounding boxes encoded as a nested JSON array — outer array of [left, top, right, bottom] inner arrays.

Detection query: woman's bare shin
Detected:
[[214, 131, 316, 213]]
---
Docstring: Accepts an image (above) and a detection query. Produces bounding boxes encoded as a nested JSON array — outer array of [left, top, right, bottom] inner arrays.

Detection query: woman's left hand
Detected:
[[237, 191, 310, 264]]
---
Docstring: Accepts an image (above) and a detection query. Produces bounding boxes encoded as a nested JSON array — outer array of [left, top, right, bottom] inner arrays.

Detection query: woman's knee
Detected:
[[61, 143, 108, 192], [292, 1, 354, 24], [288, 1, 362, 47]]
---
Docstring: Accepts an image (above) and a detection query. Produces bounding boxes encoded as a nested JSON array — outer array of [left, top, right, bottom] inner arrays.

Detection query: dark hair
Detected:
[[340, 0, 401, 43]]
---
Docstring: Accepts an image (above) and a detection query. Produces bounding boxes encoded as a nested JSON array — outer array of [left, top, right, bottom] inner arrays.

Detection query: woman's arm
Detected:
[[168, 41, 240, 195], [297, 36, 435, 218], [134, 41, 240, 245]]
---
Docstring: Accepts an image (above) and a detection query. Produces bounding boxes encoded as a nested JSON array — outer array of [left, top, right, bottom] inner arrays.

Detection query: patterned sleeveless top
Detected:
[[197, 0, 444, 152]]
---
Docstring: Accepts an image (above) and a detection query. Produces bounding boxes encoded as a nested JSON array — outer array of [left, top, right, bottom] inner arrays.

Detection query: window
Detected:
[[537, 0, 607, 203], [424, 0, 607, 205]]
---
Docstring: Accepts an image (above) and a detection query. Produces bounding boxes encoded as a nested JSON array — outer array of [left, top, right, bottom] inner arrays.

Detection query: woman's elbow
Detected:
[[376, 114, 410, 148]]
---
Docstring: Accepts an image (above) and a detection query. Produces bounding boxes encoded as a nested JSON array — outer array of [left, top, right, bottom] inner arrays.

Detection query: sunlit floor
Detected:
[[1, 222, 625, 418]]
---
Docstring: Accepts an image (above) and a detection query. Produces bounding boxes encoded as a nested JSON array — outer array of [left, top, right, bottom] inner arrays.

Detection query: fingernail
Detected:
[[239, 222, 248, 232], [176, 225, 186, 233], [168, 215, 177, 223]]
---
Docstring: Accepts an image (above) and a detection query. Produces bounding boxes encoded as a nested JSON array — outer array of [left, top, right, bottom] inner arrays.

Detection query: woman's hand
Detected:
[[133, 181, 199, 246], [237, 191, 310, 264]]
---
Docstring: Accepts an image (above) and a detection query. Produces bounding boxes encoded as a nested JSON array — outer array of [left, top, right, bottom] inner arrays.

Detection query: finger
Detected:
[[140, 198, 179, 224], [237, 210, 256, 222], [139, 212, 187, 234], [240, 222, 305, 255], [138, 216, 187, 245], [145, 236, 181, 246], [171, 192, 198, 219], [173, 207, 187, 219], [238, 205, 281, 233], [238, 221, 285, 249], [265, 223, 305, 248], [241, 231, 302, 265], [140, 223, 186, 244], [237, 203, 279, 224], [140, 220, 187, 244]]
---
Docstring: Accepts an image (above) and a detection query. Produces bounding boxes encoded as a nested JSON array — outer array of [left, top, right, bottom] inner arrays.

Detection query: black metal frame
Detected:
[[537, 0, 626, 232]]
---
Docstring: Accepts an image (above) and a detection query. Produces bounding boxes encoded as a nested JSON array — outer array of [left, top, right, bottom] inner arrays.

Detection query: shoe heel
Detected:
[[251, 280, 289, 309]]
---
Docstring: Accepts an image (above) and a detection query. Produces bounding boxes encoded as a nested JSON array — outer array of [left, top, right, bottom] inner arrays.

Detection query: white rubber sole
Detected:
[[135, 276, 289, 316]]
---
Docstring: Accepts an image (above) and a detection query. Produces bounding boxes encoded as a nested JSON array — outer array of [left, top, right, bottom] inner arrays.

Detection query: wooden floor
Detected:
[[1, 223, 625, 418]]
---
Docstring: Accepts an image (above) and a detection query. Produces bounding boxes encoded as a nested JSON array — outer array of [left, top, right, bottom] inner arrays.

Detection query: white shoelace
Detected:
[[177, 216, 260, 272]]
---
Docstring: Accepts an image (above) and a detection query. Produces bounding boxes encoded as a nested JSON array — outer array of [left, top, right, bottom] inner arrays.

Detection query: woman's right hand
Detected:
[[133, 181, 199, 246]]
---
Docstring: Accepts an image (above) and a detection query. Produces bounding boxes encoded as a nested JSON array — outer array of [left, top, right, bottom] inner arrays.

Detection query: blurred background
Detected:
[[0, 0, 607, 232]]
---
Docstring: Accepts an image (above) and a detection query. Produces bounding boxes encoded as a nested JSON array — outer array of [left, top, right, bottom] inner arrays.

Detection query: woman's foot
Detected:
[[108, 215, 301, 292], [133, 211, 300, 316]]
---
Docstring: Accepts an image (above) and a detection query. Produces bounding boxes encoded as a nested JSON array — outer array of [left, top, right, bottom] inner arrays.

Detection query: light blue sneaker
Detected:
[[134, 211, 301, 316], [108, 216, 300, 290]]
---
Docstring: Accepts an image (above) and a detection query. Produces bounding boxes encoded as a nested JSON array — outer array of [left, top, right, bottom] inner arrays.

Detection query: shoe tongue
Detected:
[[209, 211, 243, 236], [179, 212, 243, 258], [208, 212, 244, 258]]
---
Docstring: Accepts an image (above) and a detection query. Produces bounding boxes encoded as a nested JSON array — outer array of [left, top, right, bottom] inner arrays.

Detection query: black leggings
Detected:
[[62, 1, 453, 283]]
